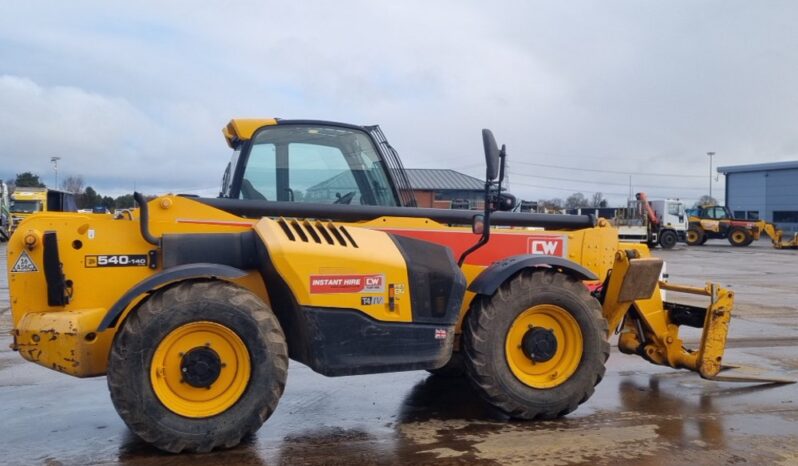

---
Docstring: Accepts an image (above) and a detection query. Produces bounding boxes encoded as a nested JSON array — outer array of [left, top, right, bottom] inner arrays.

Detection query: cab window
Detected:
[[238, 125, 398, 206], [708, 207, 728, 219], [10, 200, 41, 213]]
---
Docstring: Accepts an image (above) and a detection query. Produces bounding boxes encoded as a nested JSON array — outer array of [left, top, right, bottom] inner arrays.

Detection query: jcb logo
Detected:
[[527, 235, 565, 256]]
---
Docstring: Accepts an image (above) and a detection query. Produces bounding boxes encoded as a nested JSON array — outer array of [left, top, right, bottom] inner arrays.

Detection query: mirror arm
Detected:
[[458, 180, 494, 266]]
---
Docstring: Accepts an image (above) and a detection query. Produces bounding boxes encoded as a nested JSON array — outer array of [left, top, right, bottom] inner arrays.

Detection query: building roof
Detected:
[[404, 169, 484, 191], [305, 168, 485, 193], [717, 160, 798, 174]]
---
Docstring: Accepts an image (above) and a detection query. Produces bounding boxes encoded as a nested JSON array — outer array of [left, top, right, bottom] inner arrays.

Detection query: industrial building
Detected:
[[718, 161, 798, 232], [305, 168, 485, 209], [404, 169, 484, 208]]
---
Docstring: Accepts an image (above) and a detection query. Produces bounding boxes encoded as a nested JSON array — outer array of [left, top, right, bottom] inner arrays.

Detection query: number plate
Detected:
[[85, 254, 149, 268]]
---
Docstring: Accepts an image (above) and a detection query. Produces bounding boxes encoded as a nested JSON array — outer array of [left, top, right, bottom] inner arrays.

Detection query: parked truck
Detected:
[[0, 182, 10, 241], [9, 187, 77, 235], [610, 193, 688, 249]]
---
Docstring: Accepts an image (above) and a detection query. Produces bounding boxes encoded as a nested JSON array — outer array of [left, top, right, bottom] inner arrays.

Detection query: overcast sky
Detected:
[[2, 1, 797, 205]]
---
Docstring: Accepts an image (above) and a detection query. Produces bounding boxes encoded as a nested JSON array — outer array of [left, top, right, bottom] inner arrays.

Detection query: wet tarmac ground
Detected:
[[1, 240, 797, 465]]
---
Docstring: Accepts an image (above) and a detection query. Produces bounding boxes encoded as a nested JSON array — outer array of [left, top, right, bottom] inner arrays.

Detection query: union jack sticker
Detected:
[[434, 328, 448, 340]]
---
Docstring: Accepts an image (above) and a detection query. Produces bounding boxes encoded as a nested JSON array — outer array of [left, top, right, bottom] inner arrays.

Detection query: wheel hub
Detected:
[[521, 327, 558, 362], [180, 347, 222, 388]]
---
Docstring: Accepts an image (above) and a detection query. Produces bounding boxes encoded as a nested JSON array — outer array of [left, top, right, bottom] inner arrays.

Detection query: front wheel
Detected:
[[108, 280, 288, 453], [728, 227, 753, 247], [463, 269, 609, 419], [658, 230, 678, 249]]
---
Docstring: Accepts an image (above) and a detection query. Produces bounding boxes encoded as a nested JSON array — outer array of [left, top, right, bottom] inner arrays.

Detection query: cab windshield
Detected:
[[231, 125, 399, 206], [10, 200, 41, 213]]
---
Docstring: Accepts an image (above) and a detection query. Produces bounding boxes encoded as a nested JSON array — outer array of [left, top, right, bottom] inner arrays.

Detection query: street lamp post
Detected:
[[50, 156, 61, 189], [707, 152, 715, 200]]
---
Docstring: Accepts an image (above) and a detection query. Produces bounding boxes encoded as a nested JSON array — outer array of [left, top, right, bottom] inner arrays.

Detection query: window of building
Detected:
[[773, 211, 798, 223]]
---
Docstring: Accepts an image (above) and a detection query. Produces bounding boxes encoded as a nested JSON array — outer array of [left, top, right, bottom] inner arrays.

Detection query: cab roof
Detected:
[[223, 118, 373, 149], [222, 119, 278, 148]]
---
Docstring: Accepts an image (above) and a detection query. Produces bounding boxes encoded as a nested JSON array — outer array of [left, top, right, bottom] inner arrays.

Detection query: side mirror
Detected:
[[497, 193, 516, 211], [482, 129, 500, 181]]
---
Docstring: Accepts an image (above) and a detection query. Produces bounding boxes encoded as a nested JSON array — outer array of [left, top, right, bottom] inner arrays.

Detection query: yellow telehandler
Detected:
[[6, 118, 785, 453], [686, 205, 798, 249]]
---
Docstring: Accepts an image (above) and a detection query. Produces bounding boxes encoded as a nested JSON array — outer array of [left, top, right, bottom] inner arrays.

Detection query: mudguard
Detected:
[[97, 263, 247, 331], [468, 254, 598, 295]]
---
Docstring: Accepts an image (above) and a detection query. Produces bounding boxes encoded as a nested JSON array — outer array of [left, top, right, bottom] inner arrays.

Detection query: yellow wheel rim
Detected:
[[505, 305, 583, 389], [150, 321, 251, 418], [731, 231, 746, 243], [687, 231, 699, 242]]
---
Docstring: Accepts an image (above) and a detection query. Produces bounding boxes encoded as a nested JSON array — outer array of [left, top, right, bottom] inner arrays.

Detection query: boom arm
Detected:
[[635, 192, 659, 225], [762, 221, 798, 249]]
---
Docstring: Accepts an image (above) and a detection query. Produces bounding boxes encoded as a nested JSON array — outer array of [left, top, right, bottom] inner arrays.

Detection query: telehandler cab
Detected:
[[7, 118, 786, 453]]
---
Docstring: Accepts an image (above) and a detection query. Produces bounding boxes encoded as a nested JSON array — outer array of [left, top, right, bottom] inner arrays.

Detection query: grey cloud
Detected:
[[1, 1, 797, 204]]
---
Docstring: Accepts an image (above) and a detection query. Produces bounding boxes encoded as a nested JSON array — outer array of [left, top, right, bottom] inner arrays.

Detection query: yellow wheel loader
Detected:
[[6, 119, 787, 453]]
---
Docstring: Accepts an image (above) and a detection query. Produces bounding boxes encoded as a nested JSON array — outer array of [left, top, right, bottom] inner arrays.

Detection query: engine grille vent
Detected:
[[276, 218, 358, 248]]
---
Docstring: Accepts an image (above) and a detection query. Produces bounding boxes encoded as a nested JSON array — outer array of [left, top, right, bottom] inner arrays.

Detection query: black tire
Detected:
[[108, 280, 288, 453], [427, 351, 466, 377], [728, 227, 752, 247], [658, 230, 678, 249], [463, 269, 609, 420], [686, 227, 705, 246]]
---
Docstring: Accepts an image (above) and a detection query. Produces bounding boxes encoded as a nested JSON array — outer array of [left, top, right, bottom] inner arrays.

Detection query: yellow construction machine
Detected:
[[687, 205, 798, 249], [6, 119, 787, 453], [9, 187, 78, 235]]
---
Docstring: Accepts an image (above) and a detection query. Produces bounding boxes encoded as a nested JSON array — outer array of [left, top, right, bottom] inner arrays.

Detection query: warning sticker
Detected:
[[310, 274, 385, 294], [11, 251, 38, 273]]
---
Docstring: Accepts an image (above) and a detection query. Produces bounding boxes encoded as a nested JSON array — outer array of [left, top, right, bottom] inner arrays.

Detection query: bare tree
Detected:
[[565, 192, 590, 209], [538, 198, 564, 211], [590, 192, 606, 208], [693, 195, 718, 208], [61, 175, 85, 194]]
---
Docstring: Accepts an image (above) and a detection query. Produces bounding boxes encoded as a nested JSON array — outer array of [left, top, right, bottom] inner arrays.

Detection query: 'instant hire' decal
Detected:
[[310, 274, 385, 294]]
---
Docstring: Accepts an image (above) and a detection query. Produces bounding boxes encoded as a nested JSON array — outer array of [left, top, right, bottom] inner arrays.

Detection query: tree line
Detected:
[[7, 172, 137, 210], [537, 192, 718, 211], [537, 191, 608, 211]]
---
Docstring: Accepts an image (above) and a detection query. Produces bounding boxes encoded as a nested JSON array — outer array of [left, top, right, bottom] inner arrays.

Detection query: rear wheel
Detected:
[[658, 230, 678, 249], [463, 269, 609, 419], [728, 228, 752, 247], [108, 280, 288, 453], [686, 227, 704, 246]]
